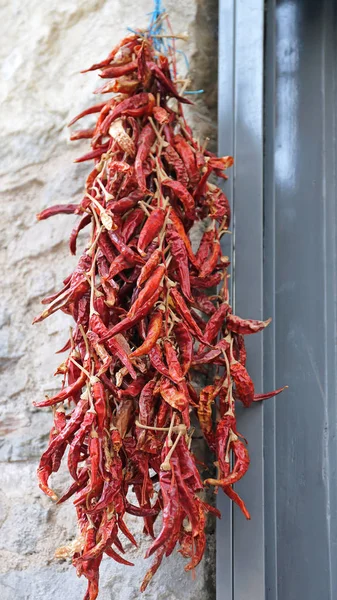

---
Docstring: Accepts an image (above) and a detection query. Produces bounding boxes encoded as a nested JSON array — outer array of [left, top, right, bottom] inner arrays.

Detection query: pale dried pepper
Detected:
[[33, 28, 286, 600]]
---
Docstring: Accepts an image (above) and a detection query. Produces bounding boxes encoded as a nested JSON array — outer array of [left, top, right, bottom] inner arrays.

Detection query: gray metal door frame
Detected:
[[217, 1, 337, 598]]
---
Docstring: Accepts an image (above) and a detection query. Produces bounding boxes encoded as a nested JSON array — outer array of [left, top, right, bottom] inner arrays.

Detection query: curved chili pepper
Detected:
[[121, 208, 144, 243], [192, 290, 216, 315], [134, 123, 156, 193], [190, 272, 223, 289], [128, 265, 165, 318], [69, 214, 91, 255], [140, 547, 165, 592], [205, 438, 250, 487], [99, 285, 163, 342], [224, 485, 251, 520], [166, 225, 192, 301], [202, 302, 231, 345], [195, 228, 214, 264], [197, 385, 216, 451], [125, 501, 159, 518], [98, 59, 138, 79], [33, 365, 87, 408], [118, 516, 138, 548], [163, 339, 183, 382], [136, 247, 161, 288], [162, 179, 195, 221], [70, 128, 95, 141], [81, 34, 138, 72], [137, 208, 165, 255], [170, 287, 208, 345], [36, 203, 79, 220], [108, 230, 144, 265], [57, 467, 88, 504], [253, 385, 287, 402], [80, 514, 117, 561], [147, 62, 193, 105], [226, 313, 272, 335], [106, 190, 142, 214], [68, 102, 106, 127], [168, 208, 198, 267], [162, 145, 189, 187], [117, 376, 147, 399], [68, 411, 96, 480], [105, 546, 134, 566], [145, 450, 179, 558], [74, 143, 109, 163], [38, 397, 88, 497], [230, 360, 255, 407], [160, 377, 188, 412], [129, 310, 163, 358], [173, 321, 193, 376], [199, 239, 220, 278], [107, 254, 132, 279], [148, 344, 171, 380], [174, 134, 199, 186], [101, 92, 154, 135]]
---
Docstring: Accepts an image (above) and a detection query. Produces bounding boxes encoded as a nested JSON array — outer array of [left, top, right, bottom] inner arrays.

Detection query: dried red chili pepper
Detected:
[[230, 360, 255, 407], [137, 208, 165, 255], [197, 385, 216, 451], [37, 203, 79, 220], [135, 123, 156, 193], [226, 313, 272, 335], [162, 179, 195, 221], [136, 247, 162, 288], [129, 309, 163, 358], [166, 225, 192, 300], [172, 321, 193, 376], [128, 264, 165, 317]]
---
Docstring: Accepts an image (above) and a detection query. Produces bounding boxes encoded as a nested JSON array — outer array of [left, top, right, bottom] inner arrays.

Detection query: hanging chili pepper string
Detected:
[[33, 17, 286, 600]]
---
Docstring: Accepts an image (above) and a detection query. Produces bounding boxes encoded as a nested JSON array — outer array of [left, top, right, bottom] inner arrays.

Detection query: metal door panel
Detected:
[[218, 1, 337, 598]]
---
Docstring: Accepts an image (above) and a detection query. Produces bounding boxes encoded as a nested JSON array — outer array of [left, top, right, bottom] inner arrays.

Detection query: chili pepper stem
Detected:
[[167, 412, 176, 447], [160, 431, 183, 471]]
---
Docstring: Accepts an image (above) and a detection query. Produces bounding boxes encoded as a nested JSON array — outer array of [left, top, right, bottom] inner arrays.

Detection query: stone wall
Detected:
[[0, 1, 217, 598]]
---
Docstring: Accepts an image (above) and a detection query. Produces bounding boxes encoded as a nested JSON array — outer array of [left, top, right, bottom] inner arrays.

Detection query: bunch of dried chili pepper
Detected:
[[34, 29, 286, 600]]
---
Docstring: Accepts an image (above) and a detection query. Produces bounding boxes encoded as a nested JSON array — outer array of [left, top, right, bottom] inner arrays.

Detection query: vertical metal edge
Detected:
[[232, 0, 265, 598], [263, 1, 278, 599], [217, 2, 235, 599], [322, 1, 337, 597]]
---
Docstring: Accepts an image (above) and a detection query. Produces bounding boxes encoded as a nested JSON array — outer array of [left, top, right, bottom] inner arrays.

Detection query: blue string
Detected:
[[127, 0, 203, 95], [147, 0, 165, 51]]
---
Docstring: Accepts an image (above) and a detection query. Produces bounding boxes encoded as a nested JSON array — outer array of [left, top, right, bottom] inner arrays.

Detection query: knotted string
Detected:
[[127, 0, 203, 94]]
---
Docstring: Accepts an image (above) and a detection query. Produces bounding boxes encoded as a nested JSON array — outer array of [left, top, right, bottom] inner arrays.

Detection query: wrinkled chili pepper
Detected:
[[226, 313, 272, 335], [137, 208, 165, 255], [135, 123, 156, 193], [129, 309, 163, 358]]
